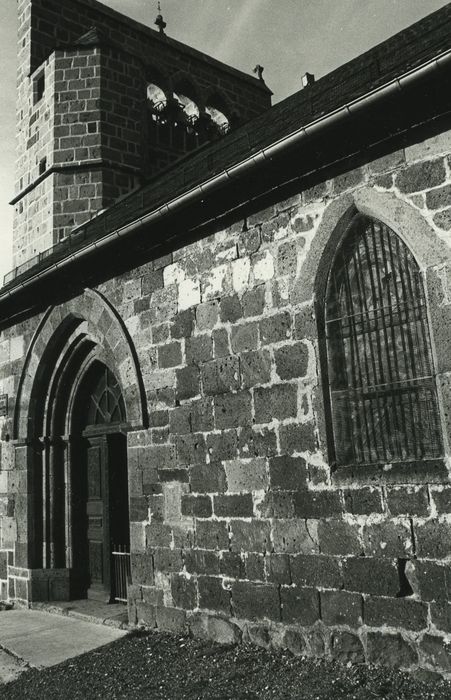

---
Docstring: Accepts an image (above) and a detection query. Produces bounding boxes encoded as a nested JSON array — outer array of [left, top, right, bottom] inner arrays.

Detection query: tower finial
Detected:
[[155, 2, 167, 35], [253, 65, 264, 81]]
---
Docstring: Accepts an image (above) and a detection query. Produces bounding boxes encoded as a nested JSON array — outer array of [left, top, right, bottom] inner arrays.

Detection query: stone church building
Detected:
[[2, 0, 451, 676]]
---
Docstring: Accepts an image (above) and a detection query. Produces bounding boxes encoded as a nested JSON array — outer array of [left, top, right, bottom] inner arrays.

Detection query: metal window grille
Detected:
[[112, 545, 131, 603], [325, 214, 443, 467]]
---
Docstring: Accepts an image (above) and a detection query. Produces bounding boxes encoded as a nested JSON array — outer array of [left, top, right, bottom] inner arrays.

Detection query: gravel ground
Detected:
[[2, 630, 451, 700]]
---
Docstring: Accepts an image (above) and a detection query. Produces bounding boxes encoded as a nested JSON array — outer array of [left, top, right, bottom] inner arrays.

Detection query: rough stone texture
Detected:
[[4, 0, 451, 681]]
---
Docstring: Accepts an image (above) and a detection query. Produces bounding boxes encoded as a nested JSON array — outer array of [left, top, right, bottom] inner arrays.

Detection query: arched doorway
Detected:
[[13, 290, 147, 605], [71, 362, 130, 601]]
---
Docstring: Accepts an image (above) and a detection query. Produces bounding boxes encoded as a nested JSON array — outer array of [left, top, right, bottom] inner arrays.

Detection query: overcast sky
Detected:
[[0, 0, 449, 283]]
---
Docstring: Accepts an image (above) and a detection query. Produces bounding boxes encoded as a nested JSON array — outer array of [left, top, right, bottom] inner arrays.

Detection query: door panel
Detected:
[[85, 437, 110, 600]]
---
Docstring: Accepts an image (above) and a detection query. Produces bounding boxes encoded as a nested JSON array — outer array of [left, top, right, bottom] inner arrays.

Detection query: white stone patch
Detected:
[[232, 257, 250, 293], [125, 314, 140, 335], [216, 245, 238, 263], [202, 263, 231, 300], [253, 250, 274, 282], [164, 262, 186, 287], [178, 278, 200, 311], [0, 340, 10, 365], [146, 369, 176, 391], [10, 336, 25, 362]]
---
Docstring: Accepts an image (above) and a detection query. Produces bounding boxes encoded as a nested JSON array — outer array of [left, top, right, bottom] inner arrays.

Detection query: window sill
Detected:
[[331, 458, 449, 485]]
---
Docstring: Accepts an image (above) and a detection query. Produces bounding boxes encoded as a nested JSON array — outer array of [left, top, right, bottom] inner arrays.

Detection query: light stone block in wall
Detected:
[[10, 336, 24, 362]]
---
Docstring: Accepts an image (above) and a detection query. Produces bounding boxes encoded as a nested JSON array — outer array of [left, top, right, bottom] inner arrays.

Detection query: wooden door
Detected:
[[86, 435, 111, 601]]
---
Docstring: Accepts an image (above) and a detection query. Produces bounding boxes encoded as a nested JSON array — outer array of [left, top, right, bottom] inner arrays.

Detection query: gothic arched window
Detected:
[[85, 364, 126, 427], [325, 214, 443, 468]]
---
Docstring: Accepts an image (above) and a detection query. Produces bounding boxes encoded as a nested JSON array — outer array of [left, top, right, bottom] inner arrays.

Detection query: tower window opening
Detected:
[[34, 71, 45, 105], [205, 105, 230, 135], [39, 157, 47, 176]]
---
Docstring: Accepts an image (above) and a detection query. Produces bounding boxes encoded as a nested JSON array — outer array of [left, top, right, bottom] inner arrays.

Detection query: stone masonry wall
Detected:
[[3, 130, 451, 674], [112, 130, 451, 677]]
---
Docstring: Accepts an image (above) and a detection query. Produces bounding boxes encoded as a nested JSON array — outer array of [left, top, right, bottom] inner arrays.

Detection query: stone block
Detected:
[[280, 586, 319, 624], [169, 405, 192, 434], [238, 427, 278, 457], [242, 286, 266, 318], [254, 383, 297, 422], [196, 520, 229, 550], [212, 328, 230, 358], [201, 356, 240, 395], [269, 455, 308, 491], [363, 520, 413, 558], [224, 458, 268, 492], [198, 576, 230, 614], [277, 241, 297, 277], [136, 601, 157, 628], [343, 487, 383, 514], [184, 549, 220, 575], [431, 487, 451, 514], [272, 519, 319, 554], [130, 552, 154, 586], [290, 554, 342, 589], [158, 341, 182, 368], [386, 486, 429, 516], [214, 391, 252, 429], [367, 632, 417, 668], [283, 628, 308, 656], [230, 322, 259, 353], [171, 308, 195, 339], [240, 349, 272, 388], [426, 184, 451, 210], [152, 548, 183, 574], [293, 490, 343, 518], [333, 167, 364, 194], [278, 422, 317, 454], [232, 581, 280, 621], [155, 606, 187, 633], [196, 300, 219, 330], [220, 295, 243, 323], [176, 366, 200, 401], [415, 519, 451, 558], [190, 462, 227, 494], [191, 398, 214, 432], [396, 159, 446, 193], [342, 557, 399, 596], [245, 552, 265, 581], [274, 343, 309, 380], [246, 624, 271, 649], [266, 554, 291, 585], [238, 227, 260, 256], [364, 596, 428, 631], [206, 430, 238, 461], [257, 491, 295, 518], [430, 603, 451, 633], [181, 495, 212, 518], [145, 522, 172, 548], [331, 631, 364, 664], [189, 613, 241, 645], [433, 209, 451, 230], [260, 312, 292, 345], [230, 519, 271, 553], [186, 335, 213, 365], [410, 560, 451, 602], [420, 634, 451, 672], [220, 552, 245, 578], [317, 519, 362, 556], [321, 590, 362, 626], [176, 433, 207, 466], [171, 574, 197, 609], [214, 494, 254, 518]]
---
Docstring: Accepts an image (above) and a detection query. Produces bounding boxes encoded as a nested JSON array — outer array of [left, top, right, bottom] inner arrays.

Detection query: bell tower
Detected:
[[11, 0, 271, 271]]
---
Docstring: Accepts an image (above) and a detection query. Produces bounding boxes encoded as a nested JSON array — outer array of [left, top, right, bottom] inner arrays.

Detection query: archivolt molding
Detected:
[[14, 288, 146, 439], [297, 188, 451, 307]]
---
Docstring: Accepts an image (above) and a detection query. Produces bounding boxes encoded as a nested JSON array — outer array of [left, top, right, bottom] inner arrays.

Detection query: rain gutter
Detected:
[[2, 48, 451, 306]]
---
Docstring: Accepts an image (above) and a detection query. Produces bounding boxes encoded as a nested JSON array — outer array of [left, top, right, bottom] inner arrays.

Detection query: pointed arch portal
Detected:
[[14, 290, 146, 602]]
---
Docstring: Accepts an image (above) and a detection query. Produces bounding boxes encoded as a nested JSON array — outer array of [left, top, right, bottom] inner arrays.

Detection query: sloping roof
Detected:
[[5, 2, 451, 291], [75, 2, 451, 237]]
